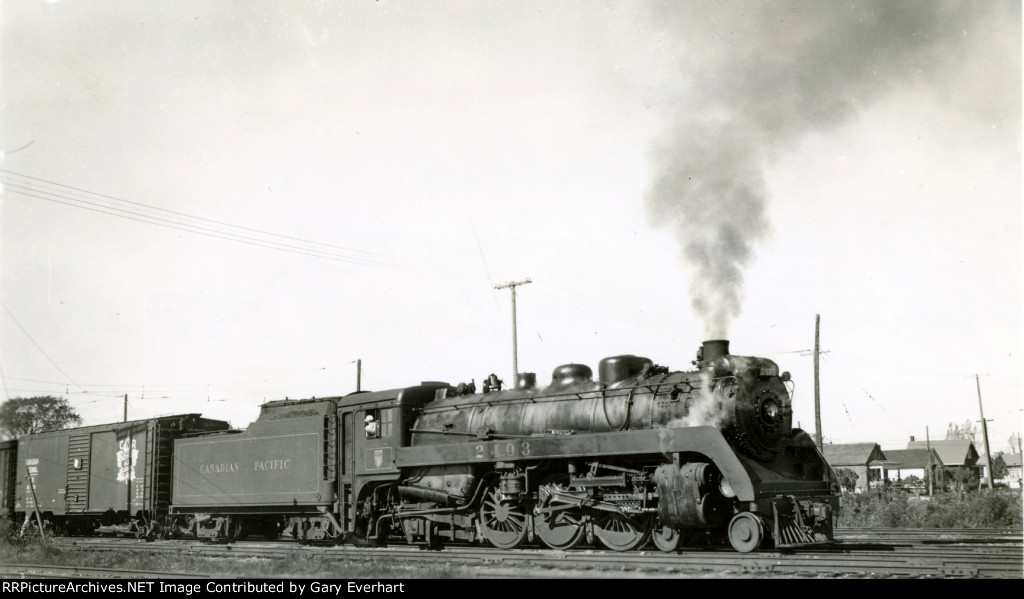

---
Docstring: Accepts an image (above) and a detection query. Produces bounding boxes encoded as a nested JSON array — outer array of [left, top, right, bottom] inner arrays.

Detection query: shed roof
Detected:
[[907, 439, 978, 466], [1003, 453, 1022, 468], [882, 448, 943, 469], [822, 443, 886, 466]]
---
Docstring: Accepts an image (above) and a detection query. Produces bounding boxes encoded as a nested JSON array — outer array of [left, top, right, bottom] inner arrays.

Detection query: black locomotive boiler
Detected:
[[165, 339, 840, 553]]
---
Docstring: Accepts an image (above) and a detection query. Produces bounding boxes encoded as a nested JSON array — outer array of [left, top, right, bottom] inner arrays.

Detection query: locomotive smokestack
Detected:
[[699, 339, 730, 367]]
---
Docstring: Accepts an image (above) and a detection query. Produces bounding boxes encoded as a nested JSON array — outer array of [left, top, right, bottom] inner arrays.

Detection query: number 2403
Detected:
[[474, 441, 530, 459]]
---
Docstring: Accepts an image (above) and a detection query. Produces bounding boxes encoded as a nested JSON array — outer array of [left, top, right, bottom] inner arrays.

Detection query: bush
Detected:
[[838, 489, 1022, 528]]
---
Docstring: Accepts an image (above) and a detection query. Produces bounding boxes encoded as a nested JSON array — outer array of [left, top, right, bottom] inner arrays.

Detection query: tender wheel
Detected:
[[479, 483, 528, 549], [534, 473, 585, 550], [650, 520, 681, 552], [592, 512, 653, 552], [727, 512, 764, 553]]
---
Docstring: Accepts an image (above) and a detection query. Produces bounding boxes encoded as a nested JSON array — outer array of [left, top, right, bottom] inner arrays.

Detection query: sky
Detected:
[[1, 1, 1020, 455]]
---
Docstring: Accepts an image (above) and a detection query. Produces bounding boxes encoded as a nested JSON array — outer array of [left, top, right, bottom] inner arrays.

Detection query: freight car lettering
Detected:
[[175, 433, 320, 499], [116, 438, 139, 482], [253, 459, 291, 471], [199, 463, 240, 474]]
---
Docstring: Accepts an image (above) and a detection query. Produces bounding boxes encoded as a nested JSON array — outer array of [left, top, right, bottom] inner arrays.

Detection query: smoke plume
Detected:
[[644, 1, 1007, 337]]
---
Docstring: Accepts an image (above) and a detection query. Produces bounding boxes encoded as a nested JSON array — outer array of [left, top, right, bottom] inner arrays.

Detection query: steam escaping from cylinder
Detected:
[[644, 2, 1004, 337]]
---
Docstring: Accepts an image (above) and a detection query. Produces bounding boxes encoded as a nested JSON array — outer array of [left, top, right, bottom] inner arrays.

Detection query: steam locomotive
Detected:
[[3, 340, 840, 553]]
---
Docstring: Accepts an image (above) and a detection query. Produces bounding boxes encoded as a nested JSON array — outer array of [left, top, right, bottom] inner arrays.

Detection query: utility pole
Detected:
[[355, 359, 362, 392], [123, 393, 128, 423], [926, 425, 933, 496], [976, 374, 994, 490], [814, 314, 822, 452], [494, 278, 532, 387]]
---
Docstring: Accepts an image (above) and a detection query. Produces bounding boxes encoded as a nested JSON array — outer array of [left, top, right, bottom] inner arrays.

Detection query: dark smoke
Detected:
[[644, 1, 1013, 337]]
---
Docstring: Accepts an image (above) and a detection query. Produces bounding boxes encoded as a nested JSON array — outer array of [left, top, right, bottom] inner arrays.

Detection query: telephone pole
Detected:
[[926, 425, 933, 496], [814, 314, 822, 452], [123, 393, 128, 423], [494, 278, 532, 387], [976, 374, 994, 490], [355, 359, 362, 392]]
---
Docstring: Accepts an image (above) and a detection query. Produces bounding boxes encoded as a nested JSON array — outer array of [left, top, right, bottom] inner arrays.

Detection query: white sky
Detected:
[[1, 1, 1020, 454]]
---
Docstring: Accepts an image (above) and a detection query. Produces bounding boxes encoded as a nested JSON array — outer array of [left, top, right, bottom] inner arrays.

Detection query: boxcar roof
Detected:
[[16, 413, 208, 440]]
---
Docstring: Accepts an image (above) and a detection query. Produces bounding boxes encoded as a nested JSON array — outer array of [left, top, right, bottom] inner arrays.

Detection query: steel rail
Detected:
[[0, 562, 210, 579], [41, 534, 1023, 579]]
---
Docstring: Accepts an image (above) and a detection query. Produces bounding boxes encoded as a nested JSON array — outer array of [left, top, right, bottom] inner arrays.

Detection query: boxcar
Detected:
[[14, 414, 229, 536], [0, 440, 16, 521]]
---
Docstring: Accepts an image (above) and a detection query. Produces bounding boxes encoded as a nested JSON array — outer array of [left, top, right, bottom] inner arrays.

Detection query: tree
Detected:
[[946, 420, 978, 444], [945, 465, 979, 493], [0, 396, 82, 439], [835, 467, 859, 493], [991, 454, 1008, 480]]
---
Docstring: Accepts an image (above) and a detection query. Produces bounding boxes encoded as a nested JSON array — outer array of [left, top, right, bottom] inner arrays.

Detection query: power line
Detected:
[[2, 362, 346, 389], [1, 168, 451, 265], [1, 303, 85, 393], [0, 170, 483, 283], [821, 353, 910, 434]]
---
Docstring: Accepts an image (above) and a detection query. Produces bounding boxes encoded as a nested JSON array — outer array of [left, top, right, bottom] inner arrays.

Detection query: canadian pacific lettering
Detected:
[[199, 462, 239, 474]]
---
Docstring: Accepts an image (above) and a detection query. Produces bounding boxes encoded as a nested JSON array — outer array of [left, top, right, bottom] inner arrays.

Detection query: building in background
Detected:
[[822, 443, 888, 492], [998, 452, 1022, 489], [882, 448, 944, 492], [907, 438, 979, 490]]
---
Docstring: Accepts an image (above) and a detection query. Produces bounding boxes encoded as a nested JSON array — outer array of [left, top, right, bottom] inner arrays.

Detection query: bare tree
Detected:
[[946, 420, 978, 444]]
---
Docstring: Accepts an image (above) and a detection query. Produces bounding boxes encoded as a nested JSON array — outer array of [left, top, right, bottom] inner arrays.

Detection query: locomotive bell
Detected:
[[516, 373, 537, 390]]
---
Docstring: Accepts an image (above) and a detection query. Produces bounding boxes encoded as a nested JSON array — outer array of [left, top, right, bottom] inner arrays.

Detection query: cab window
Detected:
[[364, 408, 393, 439]]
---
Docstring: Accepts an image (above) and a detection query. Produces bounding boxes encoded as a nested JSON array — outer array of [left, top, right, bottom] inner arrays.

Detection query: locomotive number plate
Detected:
[[473, 441, 531, 460], [759, 365, 778, 376]]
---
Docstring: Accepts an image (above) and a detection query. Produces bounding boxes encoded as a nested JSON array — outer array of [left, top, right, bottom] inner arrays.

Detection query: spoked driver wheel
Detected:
[[592, 512, 653, 552], [534, 473, 585, 550], [479, 483, 529, 549]]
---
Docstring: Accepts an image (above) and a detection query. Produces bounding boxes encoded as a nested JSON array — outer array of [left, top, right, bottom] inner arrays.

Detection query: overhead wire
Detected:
[[821, 353, 910, 435], [0, 169, 485, 283], [1, 303, 85, 393]]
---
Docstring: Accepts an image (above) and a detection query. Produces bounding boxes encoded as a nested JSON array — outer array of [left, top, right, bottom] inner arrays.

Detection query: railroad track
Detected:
[[35, 528, 1023, 579], [835, 527, 1023, 543], [0, 563, 209, 579]]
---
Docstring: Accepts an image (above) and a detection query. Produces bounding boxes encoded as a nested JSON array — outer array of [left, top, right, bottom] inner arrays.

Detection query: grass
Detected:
[[837, 488, 1023, 529], [0, 525, 461, 578]]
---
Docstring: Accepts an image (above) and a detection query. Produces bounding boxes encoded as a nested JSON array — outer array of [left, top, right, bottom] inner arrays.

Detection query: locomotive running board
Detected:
[[394, 426, 758, 502]]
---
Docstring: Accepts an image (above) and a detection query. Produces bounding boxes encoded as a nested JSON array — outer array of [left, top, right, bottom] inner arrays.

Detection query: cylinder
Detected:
[[654, 462, 728, 529]]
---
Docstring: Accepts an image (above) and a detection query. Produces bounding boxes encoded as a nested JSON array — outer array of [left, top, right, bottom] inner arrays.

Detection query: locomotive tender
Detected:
[[5, 340, 840, 553]]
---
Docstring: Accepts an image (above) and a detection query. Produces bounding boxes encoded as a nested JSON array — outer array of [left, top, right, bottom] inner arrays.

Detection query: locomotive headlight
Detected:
[[761, 399, 780, 424]]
